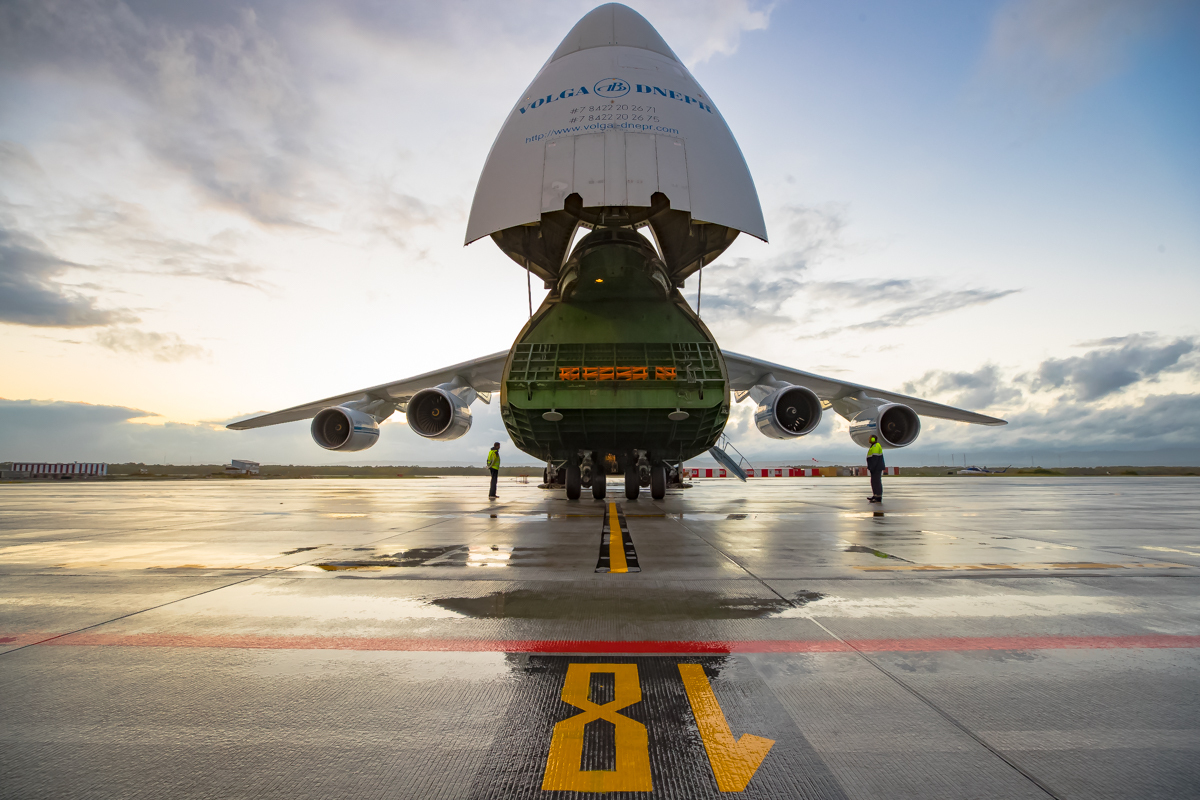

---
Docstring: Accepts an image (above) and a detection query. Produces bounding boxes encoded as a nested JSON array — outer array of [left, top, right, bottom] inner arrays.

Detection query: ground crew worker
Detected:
[[486, 442, 501, 499], [866, 435, 885, 503]]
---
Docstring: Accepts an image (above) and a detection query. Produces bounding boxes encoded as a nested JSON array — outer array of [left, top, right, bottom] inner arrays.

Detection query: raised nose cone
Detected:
[[466, 3, 767, 288], [548, 4, 680, 64]]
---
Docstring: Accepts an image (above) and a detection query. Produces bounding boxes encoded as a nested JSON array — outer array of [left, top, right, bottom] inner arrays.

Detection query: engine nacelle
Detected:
[[849, 403, 921, 448], [406, 387, 472, 440], [754, 385, 823, 439], [311, 406, 380, 452]]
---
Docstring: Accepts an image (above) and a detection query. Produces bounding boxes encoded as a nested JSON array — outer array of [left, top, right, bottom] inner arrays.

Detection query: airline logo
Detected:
[[594, 78, 630, 98], [517, 80, 714, 115]]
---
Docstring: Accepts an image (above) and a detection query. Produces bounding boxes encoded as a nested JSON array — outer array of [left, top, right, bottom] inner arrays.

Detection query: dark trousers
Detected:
[[869, 469, 883, 499], [489, 468, 498, 497]]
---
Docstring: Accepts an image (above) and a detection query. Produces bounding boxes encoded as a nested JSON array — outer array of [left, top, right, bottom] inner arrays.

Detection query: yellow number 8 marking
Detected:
[[541, 663, 652, 792]]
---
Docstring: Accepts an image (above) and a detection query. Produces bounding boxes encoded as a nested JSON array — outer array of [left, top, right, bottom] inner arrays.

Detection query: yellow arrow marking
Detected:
[[608, 502, 627, 573], [678, 663, 774, 792]]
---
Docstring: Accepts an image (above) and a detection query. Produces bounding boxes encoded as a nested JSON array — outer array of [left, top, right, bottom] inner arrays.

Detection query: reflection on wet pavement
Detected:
[[431, 589, 798, 620], [2, 476, 1199, 799], [843, 545, 911, 562]]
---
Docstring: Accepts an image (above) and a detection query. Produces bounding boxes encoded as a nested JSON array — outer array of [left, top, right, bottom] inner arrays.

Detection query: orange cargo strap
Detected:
[[654, 366, 677, 380], [616, 366, 648, 381], [558, 367, 580, 380]]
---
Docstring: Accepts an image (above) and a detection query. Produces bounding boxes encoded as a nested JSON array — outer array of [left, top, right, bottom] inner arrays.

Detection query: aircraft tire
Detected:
[[624, 466, 639, 500], [566, 463, 581, 500], [651, 464, 666, 500], [592, 469, 606, 500]]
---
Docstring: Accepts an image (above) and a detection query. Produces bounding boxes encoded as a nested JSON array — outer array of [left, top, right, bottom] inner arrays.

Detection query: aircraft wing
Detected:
[[226, 351, 510, 430], [721, 350, 1007, 426]]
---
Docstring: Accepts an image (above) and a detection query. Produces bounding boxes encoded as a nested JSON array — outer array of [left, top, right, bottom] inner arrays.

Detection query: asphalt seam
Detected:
[[671, 517, 796, 606], [0, 516, 457, 656], [0, 572, 268, 658], [672, 516, 1065, 799], [807, 616, 1064, 800]]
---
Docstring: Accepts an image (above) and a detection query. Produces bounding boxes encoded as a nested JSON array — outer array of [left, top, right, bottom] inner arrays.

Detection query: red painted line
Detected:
[[846, 635, 1200, 652], [12, 633, 1200, 653]]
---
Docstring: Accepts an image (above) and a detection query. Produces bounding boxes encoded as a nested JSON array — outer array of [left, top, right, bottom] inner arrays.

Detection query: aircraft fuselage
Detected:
[[499, 228, 729, 473]]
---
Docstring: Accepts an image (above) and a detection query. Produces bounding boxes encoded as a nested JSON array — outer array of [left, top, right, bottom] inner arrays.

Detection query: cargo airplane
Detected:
[[229, 4, 1006, 500]]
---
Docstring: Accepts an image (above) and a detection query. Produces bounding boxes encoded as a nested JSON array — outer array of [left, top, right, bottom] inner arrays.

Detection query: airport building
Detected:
[[224, 459, 260, 475], [3, 462, 108, 479]]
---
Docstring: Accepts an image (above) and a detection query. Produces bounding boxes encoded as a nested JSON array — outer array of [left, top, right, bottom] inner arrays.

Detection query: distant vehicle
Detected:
[[958, 466, 1011, 475], [229, 4, 1006, 502]]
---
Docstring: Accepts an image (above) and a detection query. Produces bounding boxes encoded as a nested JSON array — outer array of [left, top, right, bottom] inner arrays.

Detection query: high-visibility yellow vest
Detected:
[[487, 449, 500, 469], [868, 442, 883, 457]]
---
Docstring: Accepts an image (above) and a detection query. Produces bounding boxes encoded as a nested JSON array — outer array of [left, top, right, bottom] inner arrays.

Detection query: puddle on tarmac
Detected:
[[281, 546, 320, 556], [313, 545, 516, 571], [776, 593, 1134, 619], [428, 589, 826, 619], [844, 545, 912, 563]]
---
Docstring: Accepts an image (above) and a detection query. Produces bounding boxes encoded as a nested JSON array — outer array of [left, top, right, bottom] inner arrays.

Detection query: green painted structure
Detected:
[[499, 229, 729, 471]]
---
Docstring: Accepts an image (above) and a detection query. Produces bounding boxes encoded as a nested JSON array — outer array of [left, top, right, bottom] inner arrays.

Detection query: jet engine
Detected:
[[406, 387, 473, 440], [848, 403, 921, 448], [311, 406, 380, 452], [753, 385, 823, 439]]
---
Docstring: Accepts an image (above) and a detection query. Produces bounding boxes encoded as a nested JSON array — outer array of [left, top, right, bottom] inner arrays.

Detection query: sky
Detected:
[[1, 0, 1198, 468]]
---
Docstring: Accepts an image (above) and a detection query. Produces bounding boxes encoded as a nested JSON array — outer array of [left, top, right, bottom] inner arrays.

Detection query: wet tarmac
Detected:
[[1, 476, 1198, 799]]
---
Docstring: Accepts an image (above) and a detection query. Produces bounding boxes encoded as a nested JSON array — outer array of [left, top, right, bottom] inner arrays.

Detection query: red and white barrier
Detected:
[[687, 466, 898, 478]]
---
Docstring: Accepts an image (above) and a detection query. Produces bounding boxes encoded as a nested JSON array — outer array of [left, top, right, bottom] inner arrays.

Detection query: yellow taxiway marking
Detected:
[[609, 502, 628, 573], [853, 562, 1182, 572], [542, 663, 652, 792], [678, 663, 774, 792]]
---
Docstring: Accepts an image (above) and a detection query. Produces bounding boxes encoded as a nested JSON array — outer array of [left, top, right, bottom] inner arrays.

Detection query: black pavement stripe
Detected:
[[466, 655, 849, 800], [596, 503, 641, 574]]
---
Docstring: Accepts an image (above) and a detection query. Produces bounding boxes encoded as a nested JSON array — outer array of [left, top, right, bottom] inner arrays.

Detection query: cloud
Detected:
[[0, 0, 777, 233], [904, 364, 1022, 410], [793, 281, 1018, 339], [701, 265, 803, 325], [0, 398, 155, 427], [700, 204, 846, 323], [993, 392, 1200, 450], [643, 0, 775, 65], [326, 0, 776, 66], [982, 0, 1190, 100], [0, 0, 318, 226], [840, 287, 1020, 333], [701, 203, 1017, 336], [0, 396, 525, 466], [0, 224, 134, 327], [95, 327, 208, 362], [62, 199, 270, 290], [1028, 334, 1196, 400]]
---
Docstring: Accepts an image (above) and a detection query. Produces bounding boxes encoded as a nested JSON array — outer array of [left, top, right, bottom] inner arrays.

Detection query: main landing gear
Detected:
[[565, 463, 581, 500], [622, 462, 667, 500], [650, 463, 666, 500], [592, 468, 606, 500], [556, 453, 668, 501]]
